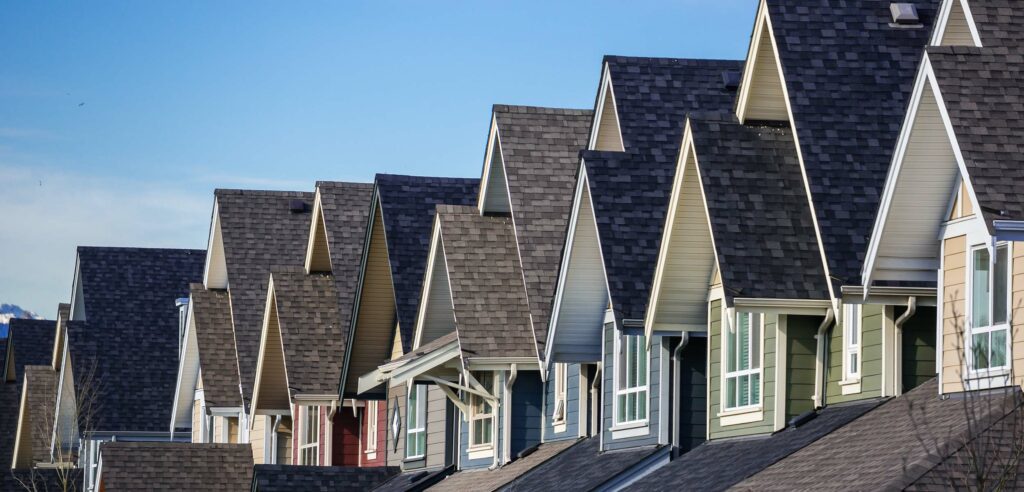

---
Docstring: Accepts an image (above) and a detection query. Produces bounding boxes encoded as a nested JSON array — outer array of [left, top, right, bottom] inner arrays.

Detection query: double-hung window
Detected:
[[724, 312, 761, 410], [552, 363, 567, 424], [365, 400, 379, 453], [969, 244, 1010, 372], [844, 304, 861, 380], [406, 384, 427, 458], [615, 334, 648, 424], [469, 372, 495, 448], [298, 405, 319, 465]]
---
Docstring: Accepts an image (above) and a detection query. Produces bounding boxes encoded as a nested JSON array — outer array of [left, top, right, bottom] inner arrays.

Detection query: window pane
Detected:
[[617, 394, 626, 422], [751, 372, 760, 405], [627, 337, 637, 388], [738, 374, 750, 407], [627, 392, 637, 422], [638, 337, 647, 387], [738, 314, 750, 371], [726, 377, 737, 409], [637, 390, 647, 420], [994, 246, 1009, 325], [973, 248, 991, 328], [973, 332, 990, 370], [727, 324, 737, 373], [991, 328, 1008, 368], [850, 353, 859, 375]]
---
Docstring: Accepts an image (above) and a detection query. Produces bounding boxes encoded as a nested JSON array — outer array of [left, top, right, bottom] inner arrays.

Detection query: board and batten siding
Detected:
[[826, 304, 884, 404], [941, 234, 967, 394], [543, 363, 581, 441], [708, 300, 777, 439], [601, 323, 663, 451]]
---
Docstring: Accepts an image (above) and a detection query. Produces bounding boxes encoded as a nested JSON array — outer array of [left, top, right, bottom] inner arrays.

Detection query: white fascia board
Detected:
[[250, 276, 290, 425], [169, 298, 200, 432], [389, 340, 461, 386], [476, 114, 501, 214], [930, 0, 983, 47], [303, 190, 327, 274], [465, 358, 540, 371], [339, 192, 385, 396], [587, 65, 625, 151], [67, 255, 84, 322], [840, 285, 937, 306], [412, 214, 453, 350], [735, 0, 770, 123], [732, 297, 831, 316], [201, 198, 223, 288]]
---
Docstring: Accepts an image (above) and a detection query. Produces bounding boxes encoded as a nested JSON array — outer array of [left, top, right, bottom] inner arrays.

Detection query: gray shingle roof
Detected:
[[268, 268, 344, 396], [0, 339, 6, 378], [628, 398, 881, 491], [372, 466, 453, 492], [969, 0, 1024, 47], [765, 0, 940, 288], [374, 175, 480, 353], [21, 365, 57, 466], [430, 438, 577, 492], [436, 205, 535, 360], [490, 105, 592, 359], [252, 465, 400, 492], [499, 437, 664, 491], [99, 442, 254, 491], [927, 46, 1024, 229], [5, 319, 57, 383], [190, 285, 242, 409], [68, 246, 205, 433], [215, 189, 314, 405], [733, 379, 1023, 490], [689, 116, 829, 301]]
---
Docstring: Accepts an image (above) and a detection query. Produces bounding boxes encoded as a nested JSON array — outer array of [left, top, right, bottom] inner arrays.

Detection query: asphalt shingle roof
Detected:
[[969, 0, 1024, 47], [490, 105, 592, 359], [499, 437, 664, 491], [5, 318, 57, 383], [189, 285, 242, 409], [0, 339, 6, 378], [436, 205, 535, 360], [268, 268, 344, 396], [585, 57, 742, 324], [689, 116, 829, 301], [68, 246, 205, 433], [215, 189, 314, 405], [628, 398, 880, 491], [765, 0, 939, 288], [733, 379, 1023, 490], [252, 465, 400, 492], [99, 442, 254, 491], [374, 174, 479, 353], [927, 46, 1024, 229], [430, 438, 578, 492], [372, 467, 453, 492]]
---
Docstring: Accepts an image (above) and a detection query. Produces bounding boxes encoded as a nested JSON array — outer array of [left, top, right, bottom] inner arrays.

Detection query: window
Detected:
[[615, 334, 648, 424], [968, 244, 1010, 372], [552, 363, 567, 424], [469, 372, 495, 447], [406, 384, 426, 458], [844, 304, 861, 380], [298, 405, 319, 465], [365, 400, 379, 453], [724, 312, 761, 410]]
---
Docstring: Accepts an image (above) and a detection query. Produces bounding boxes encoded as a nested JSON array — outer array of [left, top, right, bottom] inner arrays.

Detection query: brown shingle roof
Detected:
[[20, 365, 57, 466], [99, 442, 254, 491], [270, 268, 344, 396], [429, 438, 577, 491], [190, 285, 242, 408]]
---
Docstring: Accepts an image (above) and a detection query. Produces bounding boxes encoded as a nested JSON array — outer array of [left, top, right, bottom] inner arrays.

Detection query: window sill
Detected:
[[839, 378, 861, 395], [609, 420, 648, 432], [552, 419, 567, 434], [717, 407, 763, 426], [610, 421, 649, 440], [467, 445, 494, 460]]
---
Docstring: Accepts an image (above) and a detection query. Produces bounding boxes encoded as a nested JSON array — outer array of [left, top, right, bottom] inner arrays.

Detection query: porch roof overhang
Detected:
[[731, 297, 832, 316], [841, 285, 937, 306]]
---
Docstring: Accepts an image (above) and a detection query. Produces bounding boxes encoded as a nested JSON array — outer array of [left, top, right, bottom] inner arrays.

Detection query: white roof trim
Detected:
[[388, 339, 461, 386], [477, 115, 512, 215], [169, 298, 200, 432], [411, 214, 457, 350], [303, 190, 331, 274], [930, 0, 983, 47], [588, 64, 625, 152], [202, 199, 228, 289], [249, 276, 291, 426]]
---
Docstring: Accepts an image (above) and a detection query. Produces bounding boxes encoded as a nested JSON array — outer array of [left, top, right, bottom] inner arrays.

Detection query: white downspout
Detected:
[[894, 296, 917, 395], [814, 308, 836, 409]]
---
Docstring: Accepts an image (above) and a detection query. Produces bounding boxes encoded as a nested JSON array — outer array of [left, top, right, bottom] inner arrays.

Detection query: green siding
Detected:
[[785, 315, 820, 420], [901, 306, 937, 393], [709, 300, 776, 439], [826, 304, 884, 404]]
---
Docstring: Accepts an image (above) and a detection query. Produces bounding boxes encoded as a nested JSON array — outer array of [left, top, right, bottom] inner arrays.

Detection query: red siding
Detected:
[[360, 401, 387, 466], [332, 407, 361, 466]]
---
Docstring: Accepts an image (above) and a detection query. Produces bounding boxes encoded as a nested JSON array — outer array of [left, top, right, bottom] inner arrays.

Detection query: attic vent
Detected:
[[288, 199, 309, 213], [890, 3, 920, 25], [722, 71, 741, 90]]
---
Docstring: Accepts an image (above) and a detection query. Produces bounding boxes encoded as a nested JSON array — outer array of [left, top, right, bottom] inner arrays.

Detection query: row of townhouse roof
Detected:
[[2, 0, 1024, 490]]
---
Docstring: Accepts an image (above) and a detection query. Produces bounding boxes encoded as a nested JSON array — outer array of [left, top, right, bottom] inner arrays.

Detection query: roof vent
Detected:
[[288, 199, 309, 213], [722, 71, 741, 90], [890, 3, 919, 25]]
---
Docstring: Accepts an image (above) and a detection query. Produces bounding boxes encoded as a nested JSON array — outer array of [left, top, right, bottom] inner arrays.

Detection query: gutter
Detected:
[[671, 333, 690, 459], [499, 364, 518, 468], [814, 308, 836, 409]]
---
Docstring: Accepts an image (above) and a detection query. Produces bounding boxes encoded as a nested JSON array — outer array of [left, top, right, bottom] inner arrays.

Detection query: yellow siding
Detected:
[[228, 417, 239, 443], [742, 17, 788, 121], [391, 326, 404, 360], [942, 235, 967, 394], [594, 87, 624, 151], [347, 208, 398, 393], [214, 416, 225, 443], [308, 206, 332, 272], [277, 417, 293, 465], [255, 296, 290, 411], [251, 415, 266, 464], [940, 0, 976, 46], [192, 399, 202, 443]]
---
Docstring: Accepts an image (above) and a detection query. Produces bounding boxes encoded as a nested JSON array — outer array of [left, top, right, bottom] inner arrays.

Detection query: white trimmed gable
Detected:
[[69, 259, 86, 322], [545, 168, 609, 367], [735, 0, 790, 123], [171, 299, 201, 431], [413, 219, 456, 349], [305, 192, 332, 273], [250, 279, 290, 417], [203, 201, 228, 289], [646, 125, 718, 338], [478, 118, 512, 215], [51, 343, 77, 456], [590, 68, 624, 152], [932, 0, 982, 47]]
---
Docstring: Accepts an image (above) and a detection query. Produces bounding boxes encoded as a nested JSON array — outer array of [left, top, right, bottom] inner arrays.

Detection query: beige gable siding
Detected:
[[1013, 243, 1024, 390], [192, 400, 202, 443], [254, 297, 289, 411], [940, 0, 976, 46], [594, 87, 624, 151], [481, 138, 511, 214], [419, 240, 456, 346], [386, 382, 407, 467], [391, 327, 404, 361], [307, 206, 332, 273], [213, 416, 225, 443], [277, 416, 293, 465], [251, 415, 267, 464], [346, 208, 398, 393], [942, 235, 967, 394], [742, 17, 788, 121], [228, 417, 239, 443]]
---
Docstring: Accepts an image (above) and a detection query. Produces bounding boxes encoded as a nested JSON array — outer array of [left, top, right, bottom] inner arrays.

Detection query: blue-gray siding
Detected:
[[510, 372, 543, 457], [543, 363, 581, 441], [602, 322, 663, 451]]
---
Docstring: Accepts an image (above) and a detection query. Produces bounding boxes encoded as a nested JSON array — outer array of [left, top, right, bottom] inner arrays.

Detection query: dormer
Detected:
[[931, 0, 982, 47], [412, 217, 456, 348], [735, 0, 790, 123], [477, 115, 512, 215], [588, 67, 624, 151], [305, 190, 333, 273], [69, 258, 86, 322], [203, 199, 228, 289]]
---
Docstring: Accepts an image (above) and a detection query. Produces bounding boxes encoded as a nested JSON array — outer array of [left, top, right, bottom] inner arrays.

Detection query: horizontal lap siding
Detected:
[[426, 385, 448, 469], [386, 383, 407, 467], [511, 372, 543, 457], [942, 235, 967, 394], [461, 372, 504, 470], [361, 402, 387, 466], [679, 337, 707, 452], [786, 315, 820, 420], [333, 408, 360, 466], [901, 305, 937, 393], [602, 323, 662, 451], [543, 363, 581, 441], [1014, 243, 1024, 391], [826, 304, 884, 404], [709, 302, 776, 439]]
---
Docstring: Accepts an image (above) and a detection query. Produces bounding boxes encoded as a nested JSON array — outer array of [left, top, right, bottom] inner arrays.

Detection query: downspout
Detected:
[[494, 364, 517, 470], [814, 308, 836, 409], [894, 297, 917, 395], [271, 415, 282, 465], [590, 366, 602, 437], [671, 333, 690, 459]]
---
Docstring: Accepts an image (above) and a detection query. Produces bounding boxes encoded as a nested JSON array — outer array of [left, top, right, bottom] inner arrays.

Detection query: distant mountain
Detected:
[[0, 303, 42, 338]]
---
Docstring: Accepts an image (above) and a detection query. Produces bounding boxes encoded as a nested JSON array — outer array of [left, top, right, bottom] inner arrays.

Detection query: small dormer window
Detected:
[[552, 363, 568, 425], [469, 372, 496, 448], [844, 304, 862, 381], [615, 334, 649, 424], [724, 312, 761, 410]]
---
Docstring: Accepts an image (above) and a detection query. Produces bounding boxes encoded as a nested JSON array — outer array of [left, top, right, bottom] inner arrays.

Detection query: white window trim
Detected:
[[552, 363, 568, 430], [406, 384, 427, 460], [298, 405, 320, 466], [965, 242, 1012, 378], [721, 311, 764, 413], [841, 303, 862, 385], [468, 372, 496, 451], [613, 333, 650, 426], [365, 401, 379, 454]]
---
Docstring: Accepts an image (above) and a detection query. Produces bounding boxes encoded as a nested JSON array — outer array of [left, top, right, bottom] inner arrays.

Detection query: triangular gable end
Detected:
[[589, 68, 625, 152], [735, 0, 790, 123], [412, 217, 457, 349], [932, 0, 982, 47], [646, 123, 719, 339], [478, 117, 513, 215], [545, 168, 610, 368], [69, 258, 86, 322], [203, 200, 229, 289], [250, 280, 290, 420], [305, 191, 333, 273], [170, 298, 201, 432]]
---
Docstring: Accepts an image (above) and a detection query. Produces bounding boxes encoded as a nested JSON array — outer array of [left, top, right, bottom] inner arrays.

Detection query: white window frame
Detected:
[[966, 242, 1012, 376], [613, 333, 649, 426], [723, 312, 763, 412], [406, 384, 427, 459], [365, 400, 379, 454], [552, 363, 567, 425], [469, 372, 496, 449], [844, 303, 862, 381], [298, 405, 320, 465]]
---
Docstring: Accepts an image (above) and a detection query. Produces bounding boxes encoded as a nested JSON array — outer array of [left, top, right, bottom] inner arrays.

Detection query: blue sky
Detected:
[[0, 1, 755, 316]]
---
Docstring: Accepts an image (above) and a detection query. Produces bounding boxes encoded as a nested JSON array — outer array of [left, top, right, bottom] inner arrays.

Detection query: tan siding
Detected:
[[255, 296, 289, 411], [940, 0, 976, 46], [214, 416, 225, 443], [346, 208, 398, 393], [742, 18, 788, 121], [386, 383, 407, 467], [425, 385, 447, 468], [192, 399, 202, 443], [277, 417, 293, 465], [251, 415, 267, 464], [942, 235, 967, 393], [961, 183, 974, 216], [419, 239, 456, 345], [308, 206, 332, 272], [228, 417, 239, 443], [481, 138, 511, 213], [594, 87, 624, 151], [1013, 243, 1024, 390], [391, 327, 404, 361]]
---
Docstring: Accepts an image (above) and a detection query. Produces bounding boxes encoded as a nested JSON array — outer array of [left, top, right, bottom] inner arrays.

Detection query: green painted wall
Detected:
[[785, 315, 820, 420], [709, 300, 776, 439], [826, 304, 884, 404], [901, 306, 937, 393]]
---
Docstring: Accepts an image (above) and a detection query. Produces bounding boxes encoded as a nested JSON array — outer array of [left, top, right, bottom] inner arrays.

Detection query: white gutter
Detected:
[[671, 333, 690, 459], [813, 308, 836, 409]]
